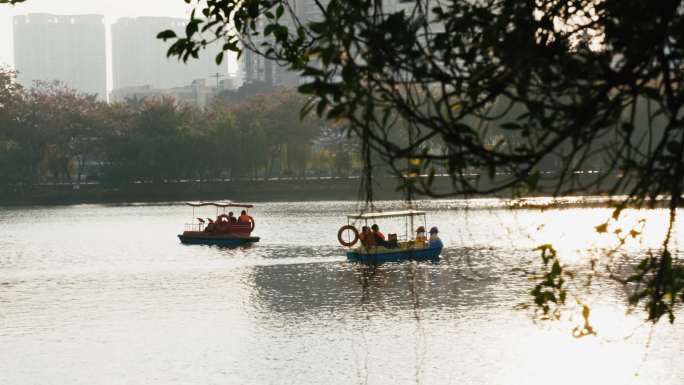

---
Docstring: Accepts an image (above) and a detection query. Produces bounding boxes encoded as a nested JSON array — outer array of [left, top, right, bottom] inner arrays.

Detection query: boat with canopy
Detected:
[[178, 201, 260, 246], [337, 209, 443, 263]]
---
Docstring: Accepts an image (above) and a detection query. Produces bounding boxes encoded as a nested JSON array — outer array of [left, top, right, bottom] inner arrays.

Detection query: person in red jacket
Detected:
[[371, 224, 387, 246]]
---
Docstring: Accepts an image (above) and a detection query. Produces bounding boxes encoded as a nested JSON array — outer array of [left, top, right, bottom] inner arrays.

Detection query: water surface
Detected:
[[1, 199, 683, 385]]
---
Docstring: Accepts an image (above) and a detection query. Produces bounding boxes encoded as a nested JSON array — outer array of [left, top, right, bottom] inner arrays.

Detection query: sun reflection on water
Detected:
[[522, 207, 679, 266], [0, 199, 683, 385]]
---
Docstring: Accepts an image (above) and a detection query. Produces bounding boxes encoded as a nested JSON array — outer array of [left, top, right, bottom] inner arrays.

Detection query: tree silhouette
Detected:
[[157, 0, 684, 325]]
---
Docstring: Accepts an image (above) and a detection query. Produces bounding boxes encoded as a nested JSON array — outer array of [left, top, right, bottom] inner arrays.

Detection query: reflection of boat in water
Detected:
[[178, 201, 260, 246], [338, 210, 443, 263]]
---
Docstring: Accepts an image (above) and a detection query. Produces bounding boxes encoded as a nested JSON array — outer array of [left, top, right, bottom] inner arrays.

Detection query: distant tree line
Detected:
[[0, 67, 357, 191]]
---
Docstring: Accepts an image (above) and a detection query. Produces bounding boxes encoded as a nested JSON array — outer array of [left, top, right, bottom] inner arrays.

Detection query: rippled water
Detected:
[[1, 199, 683, 385]]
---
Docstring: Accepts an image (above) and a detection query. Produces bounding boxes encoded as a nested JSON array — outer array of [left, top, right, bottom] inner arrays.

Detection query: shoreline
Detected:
[[1, 177, 375, 207], [0, 174, 647, 208]]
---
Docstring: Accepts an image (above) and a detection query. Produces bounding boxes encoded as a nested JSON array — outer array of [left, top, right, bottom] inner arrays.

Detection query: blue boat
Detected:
[[178, 201, 260, 247], [338, 209, 443, 264], [346, 240, 443, 263]]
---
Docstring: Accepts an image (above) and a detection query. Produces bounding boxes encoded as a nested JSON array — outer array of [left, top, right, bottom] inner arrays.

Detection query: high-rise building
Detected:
[[238, 0, 324, 88], [111, 17, 228, 91], [238, 0, 419, 87], [13, 13, 107, 99]]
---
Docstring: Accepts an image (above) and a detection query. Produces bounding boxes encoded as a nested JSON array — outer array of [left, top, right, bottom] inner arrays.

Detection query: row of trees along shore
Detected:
[[0, 67, 358, 191]]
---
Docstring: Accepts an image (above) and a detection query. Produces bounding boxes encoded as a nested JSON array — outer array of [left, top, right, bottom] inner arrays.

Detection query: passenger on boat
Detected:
[[202, 217, 215, 232], [238, 210, 250, 223], [359, 226, 374, 248], [371, 224, 388, 247], [205, 221, 215, 232], [371, 224, 385, 240], [428, 227, 442, 248], [415, 226, 427, 247], [228, 212, 237, 223], [386, 233, 399, 249]]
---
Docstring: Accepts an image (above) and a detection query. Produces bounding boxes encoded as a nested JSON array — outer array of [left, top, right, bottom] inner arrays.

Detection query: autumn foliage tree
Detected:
[[0, 67, 340, 188]]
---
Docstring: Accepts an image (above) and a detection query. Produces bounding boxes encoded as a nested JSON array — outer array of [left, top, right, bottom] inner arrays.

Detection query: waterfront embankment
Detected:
[[0, 173, 624, 206]]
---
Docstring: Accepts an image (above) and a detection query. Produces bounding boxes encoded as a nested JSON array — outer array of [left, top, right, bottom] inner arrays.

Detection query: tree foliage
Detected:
[[0, 68, 346, 190], [158, 0, 684, 325]]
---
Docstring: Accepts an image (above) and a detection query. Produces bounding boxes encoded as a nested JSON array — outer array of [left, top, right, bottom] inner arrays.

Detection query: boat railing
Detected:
[[184, 223, 204, 232]]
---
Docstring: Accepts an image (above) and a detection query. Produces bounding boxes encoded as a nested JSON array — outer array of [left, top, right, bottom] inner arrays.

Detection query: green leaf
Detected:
[[264, 24, 276, 36], [157, 30, 177, 40]]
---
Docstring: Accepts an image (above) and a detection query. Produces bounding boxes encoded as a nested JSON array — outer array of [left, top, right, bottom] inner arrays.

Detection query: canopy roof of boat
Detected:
[[185, 201, 254, 208], [347, 209, 426, 220]]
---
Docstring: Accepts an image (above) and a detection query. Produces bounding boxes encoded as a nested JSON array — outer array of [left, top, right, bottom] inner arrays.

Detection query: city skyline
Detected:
[[0, 1, 237, 92]]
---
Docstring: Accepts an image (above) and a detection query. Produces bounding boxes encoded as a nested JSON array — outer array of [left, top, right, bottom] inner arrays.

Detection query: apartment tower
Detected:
[[13, 13, 107, 99]]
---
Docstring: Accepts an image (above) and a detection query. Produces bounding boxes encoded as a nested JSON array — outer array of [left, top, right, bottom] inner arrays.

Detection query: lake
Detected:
[[1, 199, 683, 385]]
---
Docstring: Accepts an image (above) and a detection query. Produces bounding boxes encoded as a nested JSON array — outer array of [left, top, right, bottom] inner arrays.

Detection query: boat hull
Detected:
[[178, 234, 260, 246], [347, 242, 443, 263]]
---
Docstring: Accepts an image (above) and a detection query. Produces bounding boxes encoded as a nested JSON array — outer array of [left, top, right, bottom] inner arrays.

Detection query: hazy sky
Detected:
[[0, 0, 236, 91]]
